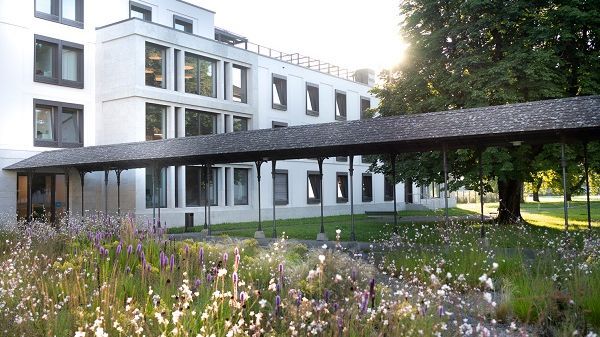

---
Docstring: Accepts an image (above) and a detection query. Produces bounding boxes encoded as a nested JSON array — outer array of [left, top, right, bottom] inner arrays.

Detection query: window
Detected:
[[421, 183, 441, 199], [272, 121, 288, 128], [306, 83, 319, 116], [384, 176, 394, 201], [232, 65, 248, 103], [360, 96, 371, 119], [185, 109, 217, 136], [33, 99, 83, 148], [145, 43, 166, 88], [146, 104, 167, 141], [146, 167, 166, 208], [233, 117, 248, 132], [272, 74, 287, 110], [173, 15, 193, 33], [35, 36, 83, 88], [274, 170, 289, 205], [185, 52, 217, 97], [336, 172, 348, 203], [362, 174, 373, 202], [35, 0, 83, 28], [335, 90, 347, 120], [307, 171, 321, 204], [130, 1, 151, 21], [185, 166, 218, 206], [234, 168, 249, 205], [336, 156, 347, 162]]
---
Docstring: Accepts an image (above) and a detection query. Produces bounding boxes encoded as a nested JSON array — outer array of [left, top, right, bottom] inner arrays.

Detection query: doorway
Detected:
[[17, 173, 66, 222]]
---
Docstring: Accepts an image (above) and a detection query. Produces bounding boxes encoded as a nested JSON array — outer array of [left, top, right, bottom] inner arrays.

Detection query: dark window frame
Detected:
[[33, 98, 84, 148], [173, 14, 193, 33], [384, 176, 395, 201], [306, 82, 319, 116], [34, 35, 84, 89], [272, 74, 287, 110], [145, 103, 168, 141], [145, 42, 167, 89], [335, 90, 347, 121], [362, 173, 373, 202], [307, 170, 321, 204], [185, 109, 218, 136], [271, 121, 288, 128], [145, 167, 167, 208], [233, 116, 249, 132], [34, 0, 84, 29], [185, 166, 218, 207], [130, 1, 152, 21], [360, 96, 371, 120], [233, 168, 249, 205], [232, 64, 248, 103], [336, 172, 349, 203], [336, 156, 347, 162], [184, 51, 217, 97], [274, 169, 289, 205]]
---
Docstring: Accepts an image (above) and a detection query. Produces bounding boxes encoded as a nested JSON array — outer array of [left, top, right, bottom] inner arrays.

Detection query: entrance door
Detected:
[[16, 173, 66, 222]]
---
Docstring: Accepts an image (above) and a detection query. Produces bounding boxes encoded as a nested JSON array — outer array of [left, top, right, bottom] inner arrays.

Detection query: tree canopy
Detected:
[[371, 0, 600, 223]]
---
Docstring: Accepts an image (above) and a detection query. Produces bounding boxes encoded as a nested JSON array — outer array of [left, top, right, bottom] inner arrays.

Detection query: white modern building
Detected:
[[0, 0, 454, 227]]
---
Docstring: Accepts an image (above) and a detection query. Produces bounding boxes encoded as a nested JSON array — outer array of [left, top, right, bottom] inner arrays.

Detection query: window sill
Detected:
[[336, 198, 348, 203], [34, 141, 83, 148], [335, 115, 347, 121], [307, 199, 321, 205], [275, 201, 289, 206], [306, 110, 319, 117], [272, 103, 287, 111], [34, 12, 84, 29], [35, 76, 84, 89], [362, 198, 373, 203]]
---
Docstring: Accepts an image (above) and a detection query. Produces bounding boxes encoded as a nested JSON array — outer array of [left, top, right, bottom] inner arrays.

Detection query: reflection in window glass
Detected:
[[233, 117, 248, 132], [60, 108, 79, 143], [62, 47, 79, 81], [185, 110, 216, 136], [35, 106, 54, 141], [232, 65, 247, 103], [274, 172, 288, 205], [61, 0, 76, 21], [272, 76, 287, 108], [146, 168, 167, 208], [307, 173, 321, 204], [131, 4, 151, 21], [306, 84, 319, 113], [234, 168, 248, 205], [362, 175, 373, 202], [185, 53, 216, 97], [174, 18, 192, 33], [36, 0, 55, 15], [35, 41, 56, 78], [384, 176, 394, 201], [146, 104, 167, 141], [185, 166, 218, 206], [335, 91, 347, 119], [337, 174, 348, 202], [145, 43, 166, 88]]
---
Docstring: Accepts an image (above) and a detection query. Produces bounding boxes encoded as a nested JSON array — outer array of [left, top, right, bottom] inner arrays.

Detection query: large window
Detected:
[[360, 96, 371, 119], [130, 2, 152, 21], [307, 171, 321, 204], [35, 0, 83, 28], [232, 65, 248, 103], [274, 170, 289, 205], [186, 166, 218, 206], [335, 90, 347, 120], [35, 36, 83, 88], [185, 53, 217, 97], [234, 168, 249, 205], [145, 43, 166, 88], [362, 174, 373, 202], [33, 99, 83, 148], [272, 74, 287, 110], [173, 15, 193, 33], [306, 83, 319, 116], [185, 110, 217, 136], [146, 104, 167, 141], [233, 116, 248, 132], [336, 172, 348, 203], [146, 167, 166, 208], [384, 176, 394, 201]]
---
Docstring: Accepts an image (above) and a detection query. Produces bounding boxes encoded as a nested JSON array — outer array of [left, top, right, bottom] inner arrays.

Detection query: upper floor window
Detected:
[[335, 90, 347, 121], [173, 15, 193, 33], [185, 109, 217, 136], [360, 96, 371, 119], [185, 53, 217, 97], [34, 35, 83, 88], [33, 99, 83, 148], [145, 42, 166, 88], [130, 2, 152, 21], [272, 74, 287, 110], [232, 65, 248, 103], [146, 103, 167, 141], [306, 83, 319, 116], [233, 116, 248, 132], [35, 0, 84, 28]]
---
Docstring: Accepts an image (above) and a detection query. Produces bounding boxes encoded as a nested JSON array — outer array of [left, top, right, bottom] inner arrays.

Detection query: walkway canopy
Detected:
[[4, 96, 600, 172]]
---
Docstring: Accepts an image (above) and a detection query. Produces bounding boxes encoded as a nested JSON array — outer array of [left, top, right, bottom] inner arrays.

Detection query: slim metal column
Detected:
[[349, 155, 355, 241], [561, 143, 569, 231], [255, 160, 266, 239], [583, 142, 592, 230], [478, 150, 485, 238], [391, 154, 398, 230], [271, 160, 277, 238], [115, 169, 122, 217], [104, 170, 109, 220], [443, 146, 449, 225], [316, 157, 328, 241], [79, 170, 86, 217]]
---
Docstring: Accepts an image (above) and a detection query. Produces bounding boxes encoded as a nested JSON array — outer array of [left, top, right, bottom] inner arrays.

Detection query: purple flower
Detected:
[[275, 295, 281, 315], [170, 254, 175, 272], [125, 266, 131, 274], [324, 289, 330, 302], [116, 243, 122, 255], [232, 272, 238, 284], [199, 247, 204, 265], [126, 244, 133, 255], [184, 245, 189, 256], [136, 242, 142, 255], [279, 263, 284, 275], [296, 291, 302, 307], [223, 252, 228, 264], [351, 269, 357, 282], [194, 278, 202, 288], [239, 291, 246, 305], [206, 274, 213, 283], [437, 305, 445, 317], [234, 247, 239, 256]]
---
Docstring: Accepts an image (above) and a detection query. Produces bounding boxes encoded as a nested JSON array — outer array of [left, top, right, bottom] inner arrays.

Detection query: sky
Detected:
[[191, 0, 407, 75]]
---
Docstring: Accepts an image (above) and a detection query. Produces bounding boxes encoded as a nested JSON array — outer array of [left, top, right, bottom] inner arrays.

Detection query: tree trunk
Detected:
[[532, 179, 542, 202], [497, 179, 522, 224]]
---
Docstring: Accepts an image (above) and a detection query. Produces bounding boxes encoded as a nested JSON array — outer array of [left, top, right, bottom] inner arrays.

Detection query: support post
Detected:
[[79, 170, 86, 218], [583, 142, 591, 230], [104, 170, 109, 220], [349, 155, 355, 241], [157, 167, 162, 227], [254, 160, 266, 239], [316, 157, 328, 241], [561, 143, 569, 231], [207, 163, 212, 235], [203, 165, 208, 229], [391, 154, 398, 231], [478, 150, 485, 238], [152, 166, 157, 226], [443, 145, 449, 225], [271, 160, 277, 238], [115, 169, 122, 217], [27, 171, 33, 222], [64, 169, 70, 216]]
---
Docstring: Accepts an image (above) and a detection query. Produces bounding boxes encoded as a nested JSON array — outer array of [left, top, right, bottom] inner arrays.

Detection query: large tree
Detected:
[[371, 0, 600, 223]]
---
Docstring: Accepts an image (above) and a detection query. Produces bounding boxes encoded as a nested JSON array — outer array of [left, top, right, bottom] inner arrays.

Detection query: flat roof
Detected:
[[5, 96, 600, 172]]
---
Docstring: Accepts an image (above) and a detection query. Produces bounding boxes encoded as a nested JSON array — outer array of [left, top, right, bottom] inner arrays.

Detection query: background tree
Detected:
[[371, 0, 600, 223]]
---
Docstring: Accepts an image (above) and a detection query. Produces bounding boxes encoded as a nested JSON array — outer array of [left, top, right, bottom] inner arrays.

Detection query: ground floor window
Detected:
[[384, 176, 394, 201], [16, 173, 66, 222], [362, 174, 372, 202], [307, 171, 321, 204], [185, 166, 217, 206], [145, 168, 167, 208], [274, 170, 288, 205], [234, 168, 248, 205], [336, 172, 348, 203]]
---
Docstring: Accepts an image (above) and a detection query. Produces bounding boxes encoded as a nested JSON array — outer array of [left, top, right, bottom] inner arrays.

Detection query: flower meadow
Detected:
[[0, 214, 598, 337]]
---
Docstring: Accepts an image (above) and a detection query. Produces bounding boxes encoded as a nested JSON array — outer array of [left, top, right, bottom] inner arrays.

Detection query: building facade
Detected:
[[0, 0, 455, 227]]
